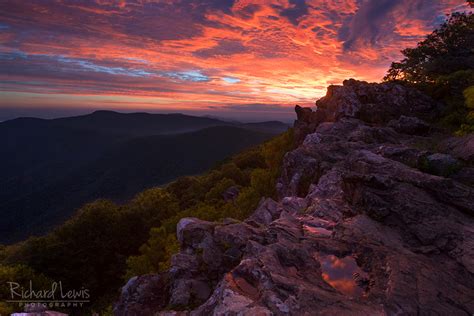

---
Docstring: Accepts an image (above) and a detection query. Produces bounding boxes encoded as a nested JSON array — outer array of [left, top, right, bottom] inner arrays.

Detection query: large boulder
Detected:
[[420, 153, 462, 176], [388, 115, 431, 135], [222, 185, 240, 202], [114, 274, 169, 316], [440, 133, 474, 163], [314, 79, 439, 124], [176, 217, 215, 249]]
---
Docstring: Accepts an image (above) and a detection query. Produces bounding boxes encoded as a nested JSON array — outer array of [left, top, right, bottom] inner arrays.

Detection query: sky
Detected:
[[0, 0, 469, 122]]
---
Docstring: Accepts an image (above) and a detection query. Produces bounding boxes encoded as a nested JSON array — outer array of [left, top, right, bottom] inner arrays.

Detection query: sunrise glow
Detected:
[[0, 0, 469, 120]]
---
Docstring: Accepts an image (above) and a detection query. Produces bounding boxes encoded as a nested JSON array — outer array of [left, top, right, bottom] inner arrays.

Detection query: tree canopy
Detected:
[[385, 10, 474, 134], [0, 129, 294, 314], [385, 12, 473, 84]]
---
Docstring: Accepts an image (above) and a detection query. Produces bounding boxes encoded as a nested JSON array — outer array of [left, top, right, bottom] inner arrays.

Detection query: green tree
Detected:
[[205, 178, 237, 202], [0, 264, 52, 314], [2, 129, 295, 313], [384, 12, 473, 84], [125, 227, 179, 279], [167, 176, 207, 209], [384, 10, 474, 133], [460, 85, 474, 133], [128, 188, 180, 227]]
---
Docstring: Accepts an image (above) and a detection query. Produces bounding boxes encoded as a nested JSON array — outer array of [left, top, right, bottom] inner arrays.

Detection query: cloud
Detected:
[[0, 52, 154, 79], [193, 39, 248, 58], [217, 103, 296, 113], [57, 56, 154, 77], [161, 70, 210, 82], [338, 0, 468, 56], [339, 0, 401, 51], [222, 77, 240, 84], [234, 3, 262, 20], [0, 0, 468, 120], [279, 0, 309, 26], [0, 50, 27, 60]]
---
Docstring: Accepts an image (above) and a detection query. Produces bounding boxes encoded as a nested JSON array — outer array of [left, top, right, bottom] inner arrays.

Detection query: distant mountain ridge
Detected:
[[0, 111, 289, 243], [3, 110, 289, 135]]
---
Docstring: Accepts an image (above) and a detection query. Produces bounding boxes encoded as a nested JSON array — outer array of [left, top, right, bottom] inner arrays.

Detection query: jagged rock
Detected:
[[221, 185, 240, 202], [302, 131, 322, 148], [277, 148, 319, 198], [247, 198, 281, 225], [440, 133, 474, 163], [114, 274, 169, 316], [115, 80, 474, 315], [452, 167, 474, 186], [315, 79, 439, 125], [295, 104, 315, 122], [176, 218, 215, 248], [293, 105, 321, 144], [420, 153, 462, 176], [377, 144, 429, 168], [388, 115, 430, 135]]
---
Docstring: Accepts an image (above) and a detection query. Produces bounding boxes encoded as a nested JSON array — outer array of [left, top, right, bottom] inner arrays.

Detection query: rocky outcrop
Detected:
[[387, 115, 431, 135], [115, 80, 474, 315], [114, 274, 170, 316], [222, 185, 240, 202], [440, 133, 474, 163]]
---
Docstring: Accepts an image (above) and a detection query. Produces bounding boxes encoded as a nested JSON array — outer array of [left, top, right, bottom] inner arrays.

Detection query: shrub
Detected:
[[385, 11, 474, 132], [0, 264, 52, 314], [124, 129, 294, 279]]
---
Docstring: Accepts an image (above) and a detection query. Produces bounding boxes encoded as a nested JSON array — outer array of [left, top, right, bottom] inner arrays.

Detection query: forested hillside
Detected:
[[0, 111, 288, 243], [0, 130, 294, 314]]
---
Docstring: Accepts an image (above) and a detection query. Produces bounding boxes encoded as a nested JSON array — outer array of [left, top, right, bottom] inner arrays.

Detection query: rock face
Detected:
[[115, 80, 474, 315], [222, 185, 240, 202], [114, 274, 170, 316], [440, 133, 474, 163]]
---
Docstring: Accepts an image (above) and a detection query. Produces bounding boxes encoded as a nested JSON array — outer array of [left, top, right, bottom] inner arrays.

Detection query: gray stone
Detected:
[[176, 218, 215, 248], [388, 115, 430, 135], [440, 133, 474, 163], [421, 153, 461, 176], [114, 274, 169, 316], [116, 80, 474, 316], [222, 185, 240, 202]]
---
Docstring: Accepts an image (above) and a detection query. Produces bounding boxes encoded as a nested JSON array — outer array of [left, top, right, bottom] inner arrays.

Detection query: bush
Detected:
[[205, 178, 237, 202], [125, 227, 179, 279], [465, 85, 474, 109], [385, 11, 474, 133], [124, 129, 294, 278], [0, 264, 52, 314], [128, 188, 180, 227], [457, 85, 474, 134], [384, 12, 474, 84]]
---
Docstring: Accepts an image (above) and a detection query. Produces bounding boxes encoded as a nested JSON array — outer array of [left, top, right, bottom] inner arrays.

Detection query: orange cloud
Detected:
[[0, 0, 469, 120]]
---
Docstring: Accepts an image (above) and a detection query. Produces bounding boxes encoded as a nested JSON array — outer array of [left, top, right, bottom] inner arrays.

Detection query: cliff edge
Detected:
[[115, 80, 474, 315]]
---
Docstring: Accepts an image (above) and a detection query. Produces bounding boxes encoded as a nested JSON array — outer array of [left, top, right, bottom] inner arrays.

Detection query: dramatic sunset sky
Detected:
[[0, 0, 469, 121]]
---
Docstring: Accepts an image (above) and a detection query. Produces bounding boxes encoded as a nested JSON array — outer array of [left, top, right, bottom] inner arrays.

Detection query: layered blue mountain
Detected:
[[0, 111, 288, 243]]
